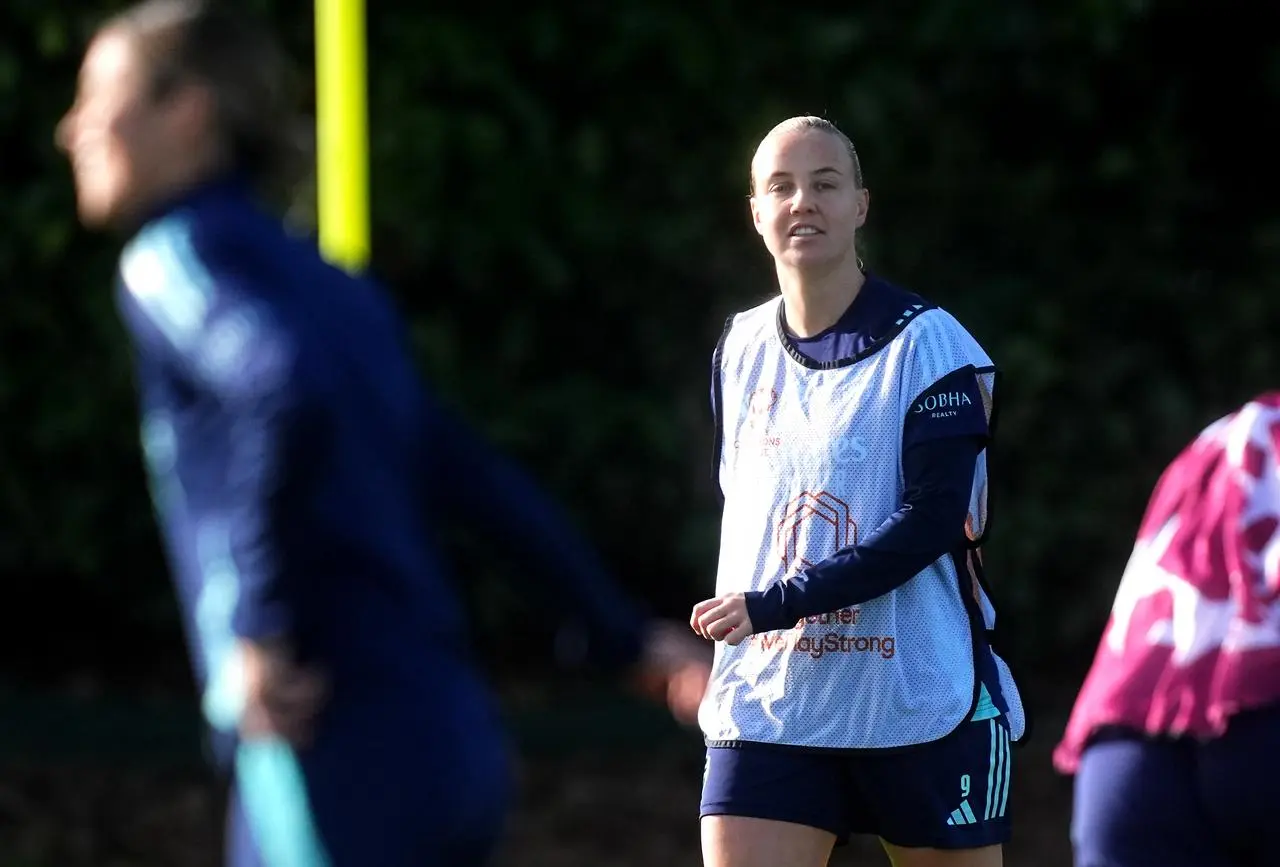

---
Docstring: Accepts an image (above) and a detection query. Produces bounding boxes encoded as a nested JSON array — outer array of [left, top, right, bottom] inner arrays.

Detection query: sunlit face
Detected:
[[749, 129, 869, 272], [56, 29, 198, 229]]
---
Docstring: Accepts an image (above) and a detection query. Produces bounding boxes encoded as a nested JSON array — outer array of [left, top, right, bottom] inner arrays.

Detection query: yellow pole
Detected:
[[315, 0, 369, 271]]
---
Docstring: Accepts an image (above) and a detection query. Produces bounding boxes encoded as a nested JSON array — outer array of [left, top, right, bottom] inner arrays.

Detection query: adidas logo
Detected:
[[946, 799, 979, 826]]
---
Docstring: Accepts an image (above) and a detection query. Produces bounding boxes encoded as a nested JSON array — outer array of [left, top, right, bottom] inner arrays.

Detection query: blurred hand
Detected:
[[690, 593, 754, 646], [632, 621, 712, 726], [237, 639, 327, 746]]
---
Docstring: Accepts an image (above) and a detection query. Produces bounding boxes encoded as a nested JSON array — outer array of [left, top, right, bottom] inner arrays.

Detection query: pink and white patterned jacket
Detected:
[[1054, 393, 1280, 773]]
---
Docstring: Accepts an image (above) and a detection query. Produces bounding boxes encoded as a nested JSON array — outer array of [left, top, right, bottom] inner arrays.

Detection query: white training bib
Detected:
[[699, 296, 1025, 750]]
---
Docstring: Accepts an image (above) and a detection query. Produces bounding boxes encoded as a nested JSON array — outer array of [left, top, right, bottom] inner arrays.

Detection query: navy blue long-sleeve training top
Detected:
[[115, 177, 647, 761], [710, 276, 988, 630]]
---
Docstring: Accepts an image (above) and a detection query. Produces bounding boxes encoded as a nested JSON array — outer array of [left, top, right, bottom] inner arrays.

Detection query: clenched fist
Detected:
[[690, 593, 755, 646]]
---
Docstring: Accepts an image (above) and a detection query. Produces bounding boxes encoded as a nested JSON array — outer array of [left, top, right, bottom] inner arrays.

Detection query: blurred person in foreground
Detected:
[[55, 1, 709, 865], [688, 116, 1027, 867], [1055, 394, 1280, 867]]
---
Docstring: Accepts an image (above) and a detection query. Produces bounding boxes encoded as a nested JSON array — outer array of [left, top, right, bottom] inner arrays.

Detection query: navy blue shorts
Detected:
[[700, 716, 1013, 849], [1072, 703, 1280, 867]]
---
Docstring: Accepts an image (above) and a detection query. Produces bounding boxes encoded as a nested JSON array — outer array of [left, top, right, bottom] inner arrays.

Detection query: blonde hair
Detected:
[[750, 116, 864, 193]]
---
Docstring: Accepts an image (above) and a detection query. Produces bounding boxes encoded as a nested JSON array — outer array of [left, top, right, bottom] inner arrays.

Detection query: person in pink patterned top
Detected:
[[1055, 393, 1280, 867]]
